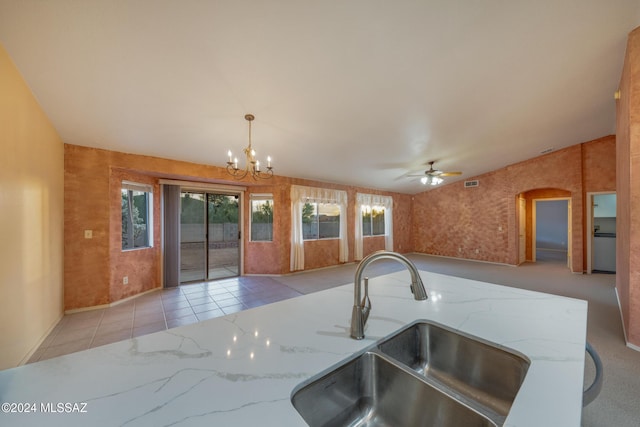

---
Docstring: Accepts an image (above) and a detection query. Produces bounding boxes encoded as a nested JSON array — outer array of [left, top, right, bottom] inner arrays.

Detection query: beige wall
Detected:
[[0, 44, 64, 369], [616, 26, 640, 348]]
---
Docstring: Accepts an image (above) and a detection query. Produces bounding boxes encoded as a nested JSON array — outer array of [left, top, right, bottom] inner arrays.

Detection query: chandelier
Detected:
[[226, 114, 273, 180]]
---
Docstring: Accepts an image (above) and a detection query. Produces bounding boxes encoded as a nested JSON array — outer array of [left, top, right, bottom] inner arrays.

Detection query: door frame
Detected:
[[518, 196, 526, 264], [586, 191, 616, 274], [160, 179, 246, 283], [532, 197, 571, 265]]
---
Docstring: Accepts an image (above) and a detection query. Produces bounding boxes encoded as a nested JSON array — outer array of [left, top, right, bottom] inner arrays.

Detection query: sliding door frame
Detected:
[[160, 180, 246, 286]]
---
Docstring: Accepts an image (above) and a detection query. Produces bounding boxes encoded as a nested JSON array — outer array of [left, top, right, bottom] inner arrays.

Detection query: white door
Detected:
[[519, 197, 526, 264]]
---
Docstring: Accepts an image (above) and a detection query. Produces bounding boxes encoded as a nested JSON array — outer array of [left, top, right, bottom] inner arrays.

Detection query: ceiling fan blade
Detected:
[[440, 171, 462, 177]]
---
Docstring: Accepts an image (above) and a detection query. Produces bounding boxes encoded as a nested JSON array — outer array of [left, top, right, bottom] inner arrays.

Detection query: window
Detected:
[[355, 193, 393, 260], [303, 202, 340, 240], [250, 194, 273, 242], [290, 185, 348, 270], [122, 182, 153, 250], [362, 205, 386, 236]]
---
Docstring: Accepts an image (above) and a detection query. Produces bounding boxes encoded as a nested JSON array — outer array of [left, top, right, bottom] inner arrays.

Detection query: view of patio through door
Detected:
[[180, 191, 240, 283]]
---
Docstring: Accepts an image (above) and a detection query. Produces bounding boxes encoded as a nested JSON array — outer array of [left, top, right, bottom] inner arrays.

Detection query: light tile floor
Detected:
[[27, 276, 303, 363]]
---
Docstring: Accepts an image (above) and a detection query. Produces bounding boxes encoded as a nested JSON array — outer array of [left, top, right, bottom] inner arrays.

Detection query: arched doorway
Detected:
[[534, 199, 570, 264], [518, 188, 572, 268]]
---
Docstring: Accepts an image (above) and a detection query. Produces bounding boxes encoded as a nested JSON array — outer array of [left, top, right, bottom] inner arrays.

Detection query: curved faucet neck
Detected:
[[351, 251, 428, 340]]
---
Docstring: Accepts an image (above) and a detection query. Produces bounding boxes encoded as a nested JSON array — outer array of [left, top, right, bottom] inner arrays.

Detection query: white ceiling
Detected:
[[1, 1, 639, 194]]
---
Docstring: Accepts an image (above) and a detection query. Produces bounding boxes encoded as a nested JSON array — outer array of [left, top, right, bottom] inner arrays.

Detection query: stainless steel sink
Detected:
[[291, 320, 529, 426], [377, 321, 530, 418], [291, 351, 496, 427]]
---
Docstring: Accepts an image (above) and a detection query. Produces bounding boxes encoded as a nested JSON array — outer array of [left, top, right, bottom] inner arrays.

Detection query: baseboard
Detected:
[[627, 341, 640, 352], [65, 303, 111, 314], [64, 286, 162, 314], [18, 313, 65, 366], [614, 287, 627, 340], [243, 273, 284, 277], [408, 252, 515, 267], [285, 261, 358, 276], [614, 287, 640, 353]]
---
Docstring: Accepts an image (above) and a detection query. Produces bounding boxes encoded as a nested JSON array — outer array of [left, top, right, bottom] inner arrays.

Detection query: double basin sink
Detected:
[[291, 320, 530, 426]]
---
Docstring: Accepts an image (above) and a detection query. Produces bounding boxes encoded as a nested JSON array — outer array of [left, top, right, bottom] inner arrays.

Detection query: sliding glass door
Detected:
[[180, 191, 239, 283], [206, 194, 240, 280]]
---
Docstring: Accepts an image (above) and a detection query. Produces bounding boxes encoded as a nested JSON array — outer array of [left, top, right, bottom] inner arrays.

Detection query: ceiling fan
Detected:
[[410, 161, 462, 185]]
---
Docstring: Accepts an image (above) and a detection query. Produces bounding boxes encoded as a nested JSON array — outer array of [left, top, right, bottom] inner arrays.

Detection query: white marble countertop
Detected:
[[0, 271, 587, 427]]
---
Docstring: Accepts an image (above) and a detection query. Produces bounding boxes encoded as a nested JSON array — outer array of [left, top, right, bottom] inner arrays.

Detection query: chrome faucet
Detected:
[[350, 251, 428, 340]]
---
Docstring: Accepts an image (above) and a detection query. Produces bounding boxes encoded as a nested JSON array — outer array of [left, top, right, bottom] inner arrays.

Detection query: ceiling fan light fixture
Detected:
[[412, 161, 460, 186], [420, 175, 443, 185]]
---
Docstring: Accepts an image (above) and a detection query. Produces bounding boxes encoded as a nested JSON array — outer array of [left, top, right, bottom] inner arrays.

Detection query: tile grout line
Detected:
[[87, 309, 106, 349], [160, 290, 170, 332], [128, 299, 136, 340], [28, 278, 316, 362]]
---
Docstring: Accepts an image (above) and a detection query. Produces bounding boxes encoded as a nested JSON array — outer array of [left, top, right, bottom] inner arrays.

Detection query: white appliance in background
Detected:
[[592, 194, 616, 273], [593, 234, 616, 272]]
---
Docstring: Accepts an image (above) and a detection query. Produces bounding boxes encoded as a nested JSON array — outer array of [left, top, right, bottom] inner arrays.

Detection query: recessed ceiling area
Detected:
[[1, 1, 638, 194]]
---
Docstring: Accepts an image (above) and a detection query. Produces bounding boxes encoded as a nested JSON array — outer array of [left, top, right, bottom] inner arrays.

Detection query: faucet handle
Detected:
[[361, 277, 371, 324]]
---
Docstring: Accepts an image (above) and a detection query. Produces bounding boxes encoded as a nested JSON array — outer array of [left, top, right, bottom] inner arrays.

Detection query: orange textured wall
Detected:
[[583, 136, 617, 191], [64, 146, 111, 309], [616, 26, 640, 347], [65, 144, 246, 309], [412, 169, 511, 263], [243, 184, 288, 275], [507, 145, 584, 271], [302, 240, 343, 270], [65, 145, 412, 308], [412, 138, 615, 272], [392, 194, 413, 253], [65, 136, 616, 309], [109, 169, 161, 302], [363, 236, 386, 256]]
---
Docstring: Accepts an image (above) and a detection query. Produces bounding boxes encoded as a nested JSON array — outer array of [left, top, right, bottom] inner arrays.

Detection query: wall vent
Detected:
[[464, 180, 479, 188]]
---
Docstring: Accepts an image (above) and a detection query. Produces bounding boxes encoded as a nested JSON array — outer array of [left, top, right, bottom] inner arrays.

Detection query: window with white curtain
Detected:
[[355, 193, 393, 260], [302, 202, 341, 240], [362, 205, 386, 236], [290, 185, 348, 271]]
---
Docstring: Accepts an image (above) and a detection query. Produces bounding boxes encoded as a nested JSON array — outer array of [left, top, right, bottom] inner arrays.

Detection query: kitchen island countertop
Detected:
[[0, 270, 587, 426]]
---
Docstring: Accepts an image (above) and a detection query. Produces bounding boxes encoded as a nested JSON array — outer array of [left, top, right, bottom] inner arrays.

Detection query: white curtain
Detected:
[[290, 185, 348, 271], [355, 193, 394, 260], [355, 194, 367, 261]]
